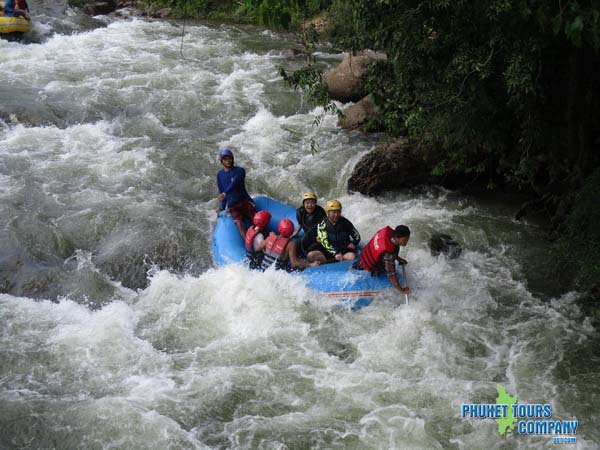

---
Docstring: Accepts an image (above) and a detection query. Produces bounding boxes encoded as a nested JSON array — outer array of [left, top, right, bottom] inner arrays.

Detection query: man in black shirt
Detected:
[[308, 199, 361, 263], [291, 192, 327, 256]]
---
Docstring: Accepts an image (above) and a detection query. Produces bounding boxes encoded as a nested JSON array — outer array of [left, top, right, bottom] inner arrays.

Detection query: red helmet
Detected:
[[253, 210, 271, 228], [278, 219, 294, 238]]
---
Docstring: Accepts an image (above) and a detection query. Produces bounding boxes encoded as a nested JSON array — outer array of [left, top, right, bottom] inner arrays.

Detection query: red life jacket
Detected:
[[244, 226, 260, 251], [245, 227, 266, 270], [359, 226, 396, 272], [262, 234, 290, 270]]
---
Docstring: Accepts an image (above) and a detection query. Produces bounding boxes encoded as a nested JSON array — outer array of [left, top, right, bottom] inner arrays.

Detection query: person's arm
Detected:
[[393, 246, 407, 265], [252, 232, 264, 250], [288, 241, 318, 268], [317, 221, 336, 256], [395, 255, 408, 265], [389, 273, 408, 293], [290, 224, 301, 239], [291, 209, 302, 238], [216, 173, 226, 211], [256, 239, 268, 252], [384, 252, 409, 293], [349, 220, 361, 247], [342, 218, 360, 250], [256, 232, 274, 252]]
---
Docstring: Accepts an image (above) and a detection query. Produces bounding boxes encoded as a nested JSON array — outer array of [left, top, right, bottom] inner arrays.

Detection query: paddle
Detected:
[[401, 264, 409, 305]]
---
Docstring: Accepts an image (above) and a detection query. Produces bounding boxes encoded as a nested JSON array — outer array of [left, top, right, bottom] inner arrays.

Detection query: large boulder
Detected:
[[348, 138, 438, 195], [347, 138, 479, 195], [339, 95, 379, 130], [83, 0, 117, 15], [323, 51, 387, 103]]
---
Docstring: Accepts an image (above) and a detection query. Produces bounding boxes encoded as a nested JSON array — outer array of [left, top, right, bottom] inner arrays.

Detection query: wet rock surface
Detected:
[[338, 95, 378, 130], [323, 51, 386, 103], [348, 137, 482, 195]]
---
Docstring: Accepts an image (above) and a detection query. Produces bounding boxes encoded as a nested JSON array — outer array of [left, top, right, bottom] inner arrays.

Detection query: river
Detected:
[[1, 6, 599, 450]]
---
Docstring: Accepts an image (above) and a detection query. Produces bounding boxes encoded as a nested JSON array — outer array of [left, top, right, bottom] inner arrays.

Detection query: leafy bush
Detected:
[[325, 0, 600, 197], [142, 0, 325, 27], [555, 169, 600, 292]]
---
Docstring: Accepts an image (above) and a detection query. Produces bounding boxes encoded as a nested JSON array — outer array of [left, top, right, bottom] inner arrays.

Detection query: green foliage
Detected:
[[325, 0, 600, 188], [234, 0, 323, 29], [140, 0, 325, 24], [67, 0, 88, 8], [554, 169, 600, 292], [142, 0, 228, 19], [323, 0, 358, 46]]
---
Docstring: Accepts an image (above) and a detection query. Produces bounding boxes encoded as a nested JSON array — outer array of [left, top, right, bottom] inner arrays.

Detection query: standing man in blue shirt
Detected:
[[216, 149, 257, 239]]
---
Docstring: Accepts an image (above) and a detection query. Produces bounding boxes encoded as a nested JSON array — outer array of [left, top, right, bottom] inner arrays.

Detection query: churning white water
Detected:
[[1, 9, 599, 450]]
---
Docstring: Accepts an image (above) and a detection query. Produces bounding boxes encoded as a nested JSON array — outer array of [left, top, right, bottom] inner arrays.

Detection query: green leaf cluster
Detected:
[[141, 0, 328, 26], [235, 0, 325, 29]]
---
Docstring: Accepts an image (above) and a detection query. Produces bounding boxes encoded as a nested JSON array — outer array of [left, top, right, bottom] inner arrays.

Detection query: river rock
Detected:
[[348, 138, 438, 195], [428, 233, 462, 259], [152, 7, 171, 18], [347, 137, 482, 195], [280, 48, 303, 60], [83, 0, 117, 15], [323, 51, 387, 103], [339, 95, 378, 130]]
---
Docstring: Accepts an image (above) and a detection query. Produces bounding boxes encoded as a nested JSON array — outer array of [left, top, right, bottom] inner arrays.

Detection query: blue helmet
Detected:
[[219, 149, 234, 162]]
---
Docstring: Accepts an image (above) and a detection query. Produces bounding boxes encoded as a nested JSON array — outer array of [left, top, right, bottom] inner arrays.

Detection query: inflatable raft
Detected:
[[211, 196, 405, 308], [0, 16, 32, 35]]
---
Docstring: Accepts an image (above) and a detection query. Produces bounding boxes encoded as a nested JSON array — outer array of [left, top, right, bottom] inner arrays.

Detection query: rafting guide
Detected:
[[460, 385, 579, 443]]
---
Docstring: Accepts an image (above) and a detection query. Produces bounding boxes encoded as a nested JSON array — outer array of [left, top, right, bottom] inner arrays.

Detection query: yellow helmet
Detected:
[[302, 192, 317, 202], [326, 199, 342, 211]]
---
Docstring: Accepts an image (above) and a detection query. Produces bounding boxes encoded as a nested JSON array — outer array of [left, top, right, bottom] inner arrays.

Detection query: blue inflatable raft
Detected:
[[211, 196, 405, 308]]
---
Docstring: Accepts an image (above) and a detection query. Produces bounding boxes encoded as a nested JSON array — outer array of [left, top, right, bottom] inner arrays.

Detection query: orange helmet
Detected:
[[278, 219, 294, 238]]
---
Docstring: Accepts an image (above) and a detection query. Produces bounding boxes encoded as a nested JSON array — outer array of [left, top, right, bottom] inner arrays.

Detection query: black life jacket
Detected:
[[317, 216, 361, 255]]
